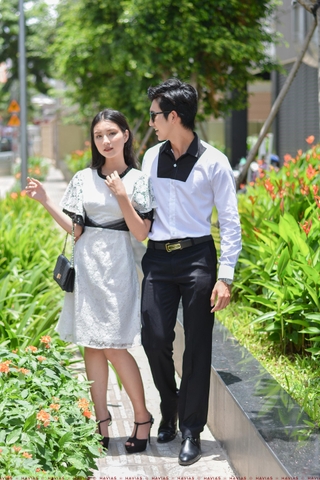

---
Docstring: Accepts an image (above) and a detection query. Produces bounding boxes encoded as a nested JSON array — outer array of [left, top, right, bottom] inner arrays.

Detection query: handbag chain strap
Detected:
[[62, 222, 75, 267]]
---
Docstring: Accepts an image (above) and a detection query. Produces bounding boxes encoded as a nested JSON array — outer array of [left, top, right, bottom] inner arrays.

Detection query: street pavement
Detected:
[[0, 164, 236, 479]]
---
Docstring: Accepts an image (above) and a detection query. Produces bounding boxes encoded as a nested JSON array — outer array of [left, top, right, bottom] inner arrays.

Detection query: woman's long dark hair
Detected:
[[90, 109, 138, 170]]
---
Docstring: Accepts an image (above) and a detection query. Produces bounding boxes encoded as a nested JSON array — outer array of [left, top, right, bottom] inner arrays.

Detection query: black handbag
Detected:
[[53, 223, 75, 292]]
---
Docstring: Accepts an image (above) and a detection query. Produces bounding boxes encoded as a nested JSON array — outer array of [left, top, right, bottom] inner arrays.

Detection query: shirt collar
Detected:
[[159, 132, 202, 160]]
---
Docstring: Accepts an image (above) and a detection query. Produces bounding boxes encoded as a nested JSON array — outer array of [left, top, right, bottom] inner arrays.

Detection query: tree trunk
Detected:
[[297, 0, 316, 13], [236, 17, 317, 190], [136, 126, 154, 161]]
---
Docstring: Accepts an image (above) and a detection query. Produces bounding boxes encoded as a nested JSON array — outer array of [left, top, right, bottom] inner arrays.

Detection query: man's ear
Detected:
[[170, 110, 179, 123]]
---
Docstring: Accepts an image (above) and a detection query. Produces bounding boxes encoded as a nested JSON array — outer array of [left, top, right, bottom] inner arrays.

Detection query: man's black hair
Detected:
[[148, 78, 198, 131]]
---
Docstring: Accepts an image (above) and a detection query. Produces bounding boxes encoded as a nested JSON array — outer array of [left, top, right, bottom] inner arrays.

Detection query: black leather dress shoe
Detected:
[[157, 415, 177, 443], [178, 436, 201, 466]]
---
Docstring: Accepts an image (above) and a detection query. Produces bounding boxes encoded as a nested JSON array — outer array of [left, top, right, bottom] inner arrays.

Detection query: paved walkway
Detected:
[[0, 164, 236, 478]]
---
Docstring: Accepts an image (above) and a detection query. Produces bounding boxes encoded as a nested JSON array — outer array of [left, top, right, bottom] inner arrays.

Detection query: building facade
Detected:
[[273, 0, 318, 160]]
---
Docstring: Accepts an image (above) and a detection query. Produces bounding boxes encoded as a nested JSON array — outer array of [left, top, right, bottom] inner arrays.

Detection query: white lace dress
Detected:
[[55, 166, 155, 349]]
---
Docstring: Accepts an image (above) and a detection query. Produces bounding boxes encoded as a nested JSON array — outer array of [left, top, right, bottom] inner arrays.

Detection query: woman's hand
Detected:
[[105, 171, 127, 198], [25, 177, 48, 204]]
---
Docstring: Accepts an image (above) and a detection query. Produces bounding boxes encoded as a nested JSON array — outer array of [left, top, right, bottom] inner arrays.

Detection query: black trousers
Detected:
[[141, 239, 217, 438]]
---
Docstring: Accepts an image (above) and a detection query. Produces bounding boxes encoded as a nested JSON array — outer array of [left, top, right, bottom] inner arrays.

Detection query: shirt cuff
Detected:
[[217, 265, 234, 280]]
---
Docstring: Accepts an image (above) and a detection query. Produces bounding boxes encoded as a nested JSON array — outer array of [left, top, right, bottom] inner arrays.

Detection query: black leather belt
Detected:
[[148, 235, 212, 253]]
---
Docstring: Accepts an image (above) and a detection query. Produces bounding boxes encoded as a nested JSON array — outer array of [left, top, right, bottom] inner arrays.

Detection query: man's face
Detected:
[[149, 99, 171, 141]]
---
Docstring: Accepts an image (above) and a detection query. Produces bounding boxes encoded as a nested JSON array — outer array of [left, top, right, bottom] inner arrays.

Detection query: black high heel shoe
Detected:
[[98, 413, 112, 450], [125, 414, 154, 454]]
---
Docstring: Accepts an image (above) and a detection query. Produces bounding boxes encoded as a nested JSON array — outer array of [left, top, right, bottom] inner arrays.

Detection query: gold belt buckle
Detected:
[[165, 242, 182, 252]]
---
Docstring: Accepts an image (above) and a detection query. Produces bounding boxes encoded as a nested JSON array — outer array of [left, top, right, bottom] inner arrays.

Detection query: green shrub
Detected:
[[64, 144, 91, 175], [12, 156, 50, 188], [235, 140, 320, 355], [0, 337, 103, 478], [0, 194, 64, 348]]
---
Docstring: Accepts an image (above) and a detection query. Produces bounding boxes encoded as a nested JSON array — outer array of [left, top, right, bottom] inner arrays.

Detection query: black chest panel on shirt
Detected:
[[157, 138, 207, 182]]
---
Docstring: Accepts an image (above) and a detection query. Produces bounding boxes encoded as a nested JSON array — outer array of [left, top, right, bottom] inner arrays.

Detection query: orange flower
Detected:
[[49, 403, 60, 411], [300, 220, 312, 236], [18, 368, 30, 375], [314, 195, 320, 208], [12, 349, 18, 354], [306, 164, 317, 180], [280, 198, 284, 214], [40, 335, 51, 344], [26, 345, 38, 353], [36, 410, 50, 427], [77, 398, 90, 410], [0, 360, 11, 373], [306, 135, 315, 144], [13, 446, 21, 452], [264, 178, 275, 193], [20, 190, 27, 197], [10, 192, 18, 199], [37, 356, 46, 362], [22, 451, 32, 458], [313, 185, 319, 195], [82, 409, 92, 418], [300, 186, 310, 196], [297, 149, 302, 156], [283, 153, 292, 164]]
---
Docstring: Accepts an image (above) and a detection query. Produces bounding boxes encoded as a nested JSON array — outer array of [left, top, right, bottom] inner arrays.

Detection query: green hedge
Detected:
[[235, 141, 320, 355], [0, 193, 65, 348]]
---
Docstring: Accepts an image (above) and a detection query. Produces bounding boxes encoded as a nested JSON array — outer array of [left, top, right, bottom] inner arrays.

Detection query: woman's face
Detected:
[[93, 120, 128, 161]]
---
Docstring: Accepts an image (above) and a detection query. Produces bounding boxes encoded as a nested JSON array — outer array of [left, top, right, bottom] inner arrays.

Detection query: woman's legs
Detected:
[[105, 348, 151, 443], [84, 347, 111, 438]]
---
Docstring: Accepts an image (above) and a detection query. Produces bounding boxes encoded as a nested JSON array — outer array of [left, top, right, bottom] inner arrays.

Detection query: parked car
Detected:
[[0, 137, 13, 152]]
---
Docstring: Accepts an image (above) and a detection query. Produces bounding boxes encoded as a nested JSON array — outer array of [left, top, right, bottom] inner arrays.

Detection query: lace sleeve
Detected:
[[59, 171, 85, 225], [131, 173, 157, 214]]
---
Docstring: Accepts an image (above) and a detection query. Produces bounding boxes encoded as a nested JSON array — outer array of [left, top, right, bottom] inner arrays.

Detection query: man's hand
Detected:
[[210, 280, 231, 312]]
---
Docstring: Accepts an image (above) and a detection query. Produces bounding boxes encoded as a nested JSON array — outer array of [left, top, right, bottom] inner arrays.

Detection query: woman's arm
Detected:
[[105, 172, 151, 241], [25, 177, 83, 239]]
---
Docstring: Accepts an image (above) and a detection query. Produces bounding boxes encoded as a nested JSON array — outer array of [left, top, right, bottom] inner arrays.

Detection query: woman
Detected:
[[26, 109, 156, 454]]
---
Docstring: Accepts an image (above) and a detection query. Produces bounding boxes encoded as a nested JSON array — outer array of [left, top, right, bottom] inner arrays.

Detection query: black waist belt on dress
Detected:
[[147, 235, 212, 253], [84, 217, 129, 231]]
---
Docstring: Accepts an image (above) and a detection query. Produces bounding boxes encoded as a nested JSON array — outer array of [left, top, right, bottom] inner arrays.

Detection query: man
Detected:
[[141, 78, 241, 466]]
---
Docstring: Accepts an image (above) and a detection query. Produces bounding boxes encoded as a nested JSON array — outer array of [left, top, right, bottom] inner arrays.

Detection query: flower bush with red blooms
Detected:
[[0, 337, 103, 478], [12, 156, 50, 194], [235, 137, 320, 355], [64, 141, 91, 175]]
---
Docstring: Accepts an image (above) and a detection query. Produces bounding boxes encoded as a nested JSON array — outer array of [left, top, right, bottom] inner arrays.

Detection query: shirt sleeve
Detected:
[[59, 171, 85, 226], [131, 173, 157, 214], [210, 160, 242, 280]]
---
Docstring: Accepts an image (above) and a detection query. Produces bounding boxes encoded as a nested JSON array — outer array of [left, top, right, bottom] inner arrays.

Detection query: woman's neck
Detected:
[[100, 159, 127, 177]]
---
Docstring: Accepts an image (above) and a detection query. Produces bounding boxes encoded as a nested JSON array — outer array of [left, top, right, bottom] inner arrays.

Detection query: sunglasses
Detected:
[[149, 111, 171, 122]]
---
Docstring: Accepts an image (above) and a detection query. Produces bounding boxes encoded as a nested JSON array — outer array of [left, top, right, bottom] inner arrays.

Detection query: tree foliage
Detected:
[[0, 0, 55, 95], [52, 0, 280, 123]]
